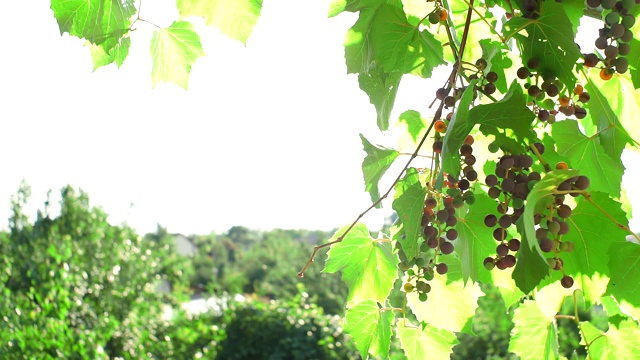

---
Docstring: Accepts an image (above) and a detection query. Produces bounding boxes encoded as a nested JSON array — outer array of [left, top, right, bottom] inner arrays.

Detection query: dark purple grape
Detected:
[[484, 83, 496, 95], [493, 228, 506, 241], [539, 238, 555, 252], [427, 236, 439, 249], [436, 263, 448, 275], [486, 175, 498, 187], [527, 58, 540, 69], [440, 241, 454, 255], [484, 257, 495, 270], [446, 216, 458, 227], [574, 176, 590, 190], [546, 84, 559, 97], [460, 144, 473, 156], [466, 170, 478, 181], [517, 67, 530, 79], [558, 221, 570, 235], [557, 204, 572, 218], [584, 53, 599, 67], [503, 254, 516, 268], [508, 239, 521, 251], [458, 179, 470, 190], [437, 210, 450, 222], [499, 156, 515, 169], [485, 214, 497, 227], [424, 225, 437, 237], [497, 243, 509, 256], [536, 228, 548, 240], [486, 71, 498, 83], [446, 228, 458, 240], [532, 142, 545, 155], [501, 178, 515, 193], [499, 215, 513, 228], [561, 275, 574, 288], [436, 88, 447, 100], [488, 186, 501, 199]]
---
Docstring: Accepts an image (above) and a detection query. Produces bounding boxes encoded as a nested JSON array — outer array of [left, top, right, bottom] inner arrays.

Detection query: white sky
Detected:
[[0, 1, 638, 236]]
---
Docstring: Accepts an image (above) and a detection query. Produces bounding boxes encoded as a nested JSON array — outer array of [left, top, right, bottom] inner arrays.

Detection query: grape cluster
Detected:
[[482, 152, 540, 270], [534, 174, 590, 288], [584, 0, 637, 78], [517, 59, 590, 121]]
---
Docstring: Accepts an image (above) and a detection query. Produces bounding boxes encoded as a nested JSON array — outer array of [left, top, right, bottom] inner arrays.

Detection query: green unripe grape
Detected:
[[417, 281, 431, 293], [465, 195, 476, 205], [419, 292, 428, 302], [423, 269, 434, 281], [622, 15, 636, 29], [488, 142, 500, 153], [548, 220, 561, 235], [621, 0, 635, 10], [428, 12, 440, 24], [403, 282, 414, 292], [547, 257, 557, 268], [416, 257, 426, 267], [605, 12, 620, 26]]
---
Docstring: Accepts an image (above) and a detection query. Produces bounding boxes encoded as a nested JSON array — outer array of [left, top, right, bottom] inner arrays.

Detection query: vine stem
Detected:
[[299, 1, 476, 277], [460, 0, 505, 43]]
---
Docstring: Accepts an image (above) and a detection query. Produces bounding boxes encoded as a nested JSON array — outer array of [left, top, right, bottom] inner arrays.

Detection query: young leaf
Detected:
[[509, 300, 560, 360], [503, 2, 581, 87], [51, 0, 136, 52], [396, 321, 458, 360], [358, 66, 402, 131], [552, 120, 625, 197], [175, 0, 262, 45], [406, 257, 484, 334], [392, 168, 427, 260], [324, 223, 398, 306], [345, 300, 393, 359], [581, 319, 640, 360], [89, 37, 131, 70], [398, 110, 426, 143], [558, 192, 629, 305], [150, 21, 205, 90], [607, 241, 640, 309], [360, 134, 399, 207]]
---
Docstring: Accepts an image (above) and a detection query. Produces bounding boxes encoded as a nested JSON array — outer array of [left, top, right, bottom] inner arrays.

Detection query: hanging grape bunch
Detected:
[[517, 58, 590, 122], [584, 0, 637, 79]]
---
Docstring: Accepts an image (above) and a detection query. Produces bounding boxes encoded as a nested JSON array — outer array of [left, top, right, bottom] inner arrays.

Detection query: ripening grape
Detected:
[[486, 71, 498, 83], [428, 12, 440, 24], [556, 161, 569, 170], [615, 57, 629, 73], [436, 263, 448, 275], [583, 53, 599, 67], [483, 257, 495, 270], [539, 238, 555, 252], [444, 96, 456, 107], [433, 140, 443, 153], [439, 9, 448, 21], [548, 220, 561, 234], [561, 275, 574, 288], [434, 119, 448, 133], [610, 24, 625, 39], [417, 281, 431, 294], [404, 282, 414, 292], [595, 36, 608, 50], [436, 88, 447, 100], [559, 96, 570, 107], [587, 0, 601, 7], [575, 107, 587, 119], [622, 15, 636, 29], [538, 109, 550, 121], [621, 29, 633, 42], [600, 68, 613, 80], [528, 85, 541, 97], [605, 45, 619, 59], [619, 43, 631, 56]]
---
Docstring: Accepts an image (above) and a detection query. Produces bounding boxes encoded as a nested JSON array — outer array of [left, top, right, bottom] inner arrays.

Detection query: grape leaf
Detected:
[[584, 73, 640, 159], [324, 223, 398, 305], [456, 190, 500, 284], [360, 134, 399, 207], [513, 219, 550, 294], [627, 38, 640, 89], [344, 300, 393, 359], [607, 242, 640, 309], [150, 21, 205, 90], [396, 321, 458, 360], [51, 0, 136, 52], [358, 65, 403, 131], [555, 192, 629, 305], [581, 319, 640, 360], [503, 2, 581, 87], [406, 257, 484, 334], [508, 300, 560, 360], [437, 80, 478, 188], [392, 168, 427, 260], [473, 80, 537, 142], [89, 37, 130, 70], [479, 39, 512, 94], [398, 110, 426, 143], [552, 120, 625, 197], [176, 0, 262, 45]]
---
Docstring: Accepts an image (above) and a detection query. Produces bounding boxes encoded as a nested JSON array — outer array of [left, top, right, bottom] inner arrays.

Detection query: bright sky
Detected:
[[0, 1, 638, 236]]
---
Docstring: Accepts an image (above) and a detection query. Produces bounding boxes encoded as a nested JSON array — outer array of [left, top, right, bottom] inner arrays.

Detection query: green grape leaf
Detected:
[[479, 39, 512, 94], [474, 80, 537, 142], [360, 134, 400, 207], [437, 79, 478, 188], [503, 2, 581, 87], [345, 300, 393, 359], [358, 65, 402, 131], [392, 168, 427, 260], [508, 300, 560, 360], [552, 192, 629, 305], [409, 30, 447, 78], [558, 0, 586, 34], [436, 2, 496, 64], [513, 219, 551, 294], [89, 37, 130, 70], [150, 21, 205, 90], [406, 257, 484, 334], [607, 241, 640, 309], [396, 321, 458, 360], [581, 319, 640, 360], [51, 0, 136, 52], [324, 223, 398, 305], [176, 0, 262, 45], [398, 110, 427, 143], [456, 190, 500, 284], [552, 120, 625, 197], [627, 38, 640, 89], [584, 73, 640, 159]]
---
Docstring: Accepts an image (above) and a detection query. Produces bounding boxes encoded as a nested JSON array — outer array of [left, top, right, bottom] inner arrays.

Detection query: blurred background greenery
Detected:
[[0, 183, 607, 359]]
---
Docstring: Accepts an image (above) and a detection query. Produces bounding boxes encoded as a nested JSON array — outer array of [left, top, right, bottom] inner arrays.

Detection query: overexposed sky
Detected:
[[0, 2, 638, 236]]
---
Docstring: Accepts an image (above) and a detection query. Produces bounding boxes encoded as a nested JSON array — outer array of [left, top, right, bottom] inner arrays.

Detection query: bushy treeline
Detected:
[[0, 183, 356, 359]]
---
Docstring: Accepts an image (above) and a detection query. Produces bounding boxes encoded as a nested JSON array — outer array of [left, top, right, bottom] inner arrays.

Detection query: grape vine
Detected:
[[48, 0, 640, 359]]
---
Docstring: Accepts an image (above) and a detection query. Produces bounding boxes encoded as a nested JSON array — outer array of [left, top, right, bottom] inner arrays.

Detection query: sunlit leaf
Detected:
[[392, 168, 427, 260], [581, 319, 640, 360], [509, 300, 560, 360], [345, 300, 393, 359], [360, 134, 399, 206], [396, 321, 458, 360], [607, 242, 640, 310]]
